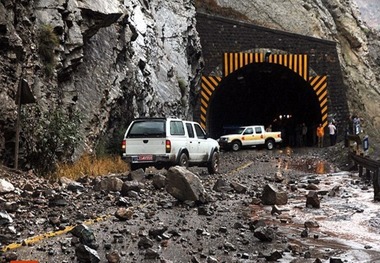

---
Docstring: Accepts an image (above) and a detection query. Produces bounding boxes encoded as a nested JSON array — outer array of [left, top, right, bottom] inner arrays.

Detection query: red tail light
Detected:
[[121, 139, 126, 150], [166, 140, 171, 153]]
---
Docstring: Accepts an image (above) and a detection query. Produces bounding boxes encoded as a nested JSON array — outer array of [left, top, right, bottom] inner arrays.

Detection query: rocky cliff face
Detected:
[[0, 0, 202, 165], [0, 0, 379, 168], [354, 0, 380, 31]]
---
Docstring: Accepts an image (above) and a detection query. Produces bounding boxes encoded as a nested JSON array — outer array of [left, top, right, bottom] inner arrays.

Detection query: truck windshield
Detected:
[[223, 127, 245, 135], [127, 120, 166, 138]]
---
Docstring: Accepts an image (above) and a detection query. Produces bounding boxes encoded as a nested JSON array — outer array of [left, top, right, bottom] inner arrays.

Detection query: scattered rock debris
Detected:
[[1, 146, 379, 262]]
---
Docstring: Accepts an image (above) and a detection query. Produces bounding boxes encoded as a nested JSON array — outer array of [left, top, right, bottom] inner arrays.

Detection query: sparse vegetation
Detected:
[[38, 24, 59, 77], [95, 128, 126, 157], [178, 78, 187, 96], [22, 107, 82, 175], [51, 154, 129, 180]]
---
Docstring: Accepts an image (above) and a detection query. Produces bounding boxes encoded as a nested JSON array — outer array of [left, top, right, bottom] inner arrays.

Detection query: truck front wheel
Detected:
[[207, 151, 219, 174], [231, 141, 241, 151]]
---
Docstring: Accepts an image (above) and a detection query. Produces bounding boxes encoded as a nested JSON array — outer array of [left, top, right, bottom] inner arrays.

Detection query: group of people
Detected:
[[266, 122, 308, 147], [316, 114, 362, 148], [267, 114, 361, 148], [316, 121, 337, 147]]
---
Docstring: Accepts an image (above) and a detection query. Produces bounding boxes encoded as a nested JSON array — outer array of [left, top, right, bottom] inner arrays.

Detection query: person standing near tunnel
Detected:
[[316, 123, 324, 148], [302, 123, 308, 146], [328, 121, 337, 146]]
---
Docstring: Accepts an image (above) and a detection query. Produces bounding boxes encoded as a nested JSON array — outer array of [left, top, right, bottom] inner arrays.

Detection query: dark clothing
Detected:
[[328, 122, 337, 146], [329, 134, 337, 146]]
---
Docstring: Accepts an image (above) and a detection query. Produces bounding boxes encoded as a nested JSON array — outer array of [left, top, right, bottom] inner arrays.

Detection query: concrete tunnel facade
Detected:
[[200, 52, 327, 146], [195, 13, 349, 145]]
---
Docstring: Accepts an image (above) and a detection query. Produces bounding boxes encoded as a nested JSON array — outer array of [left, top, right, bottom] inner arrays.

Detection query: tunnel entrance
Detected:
[[207, 62, 322, 147]]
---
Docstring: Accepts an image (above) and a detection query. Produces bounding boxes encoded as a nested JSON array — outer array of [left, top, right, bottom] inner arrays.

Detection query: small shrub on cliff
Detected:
[[22, 107, 82, 175], [95, 128, 126, 157], [38, 24, 59, 77], [178, 78, 187, 95]]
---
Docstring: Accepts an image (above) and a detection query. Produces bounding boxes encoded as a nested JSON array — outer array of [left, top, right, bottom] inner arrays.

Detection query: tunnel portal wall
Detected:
[[195, 13, 349, 140]]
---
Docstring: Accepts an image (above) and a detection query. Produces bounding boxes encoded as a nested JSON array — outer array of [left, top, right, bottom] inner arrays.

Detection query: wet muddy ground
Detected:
[[2, 145, 380, 262]]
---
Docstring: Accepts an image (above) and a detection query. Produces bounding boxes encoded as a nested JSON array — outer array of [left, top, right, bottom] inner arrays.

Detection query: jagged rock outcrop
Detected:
[[0, 0, 202, 166]]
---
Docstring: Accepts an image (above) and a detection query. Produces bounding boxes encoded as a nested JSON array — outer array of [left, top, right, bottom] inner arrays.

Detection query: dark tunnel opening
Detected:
[[207, 63, 322, 147]]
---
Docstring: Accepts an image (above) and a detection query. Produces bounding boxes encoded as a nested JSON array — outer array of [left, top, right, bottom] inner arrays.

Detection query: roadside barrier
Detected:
[[349, 151, 380, 201]]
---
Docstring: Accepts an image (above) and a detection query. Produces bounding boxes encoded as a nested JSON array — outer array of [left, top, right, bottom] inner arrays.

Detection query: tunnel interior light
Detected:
[[279, 115, 293, 119], [265, 50, 271, 62]]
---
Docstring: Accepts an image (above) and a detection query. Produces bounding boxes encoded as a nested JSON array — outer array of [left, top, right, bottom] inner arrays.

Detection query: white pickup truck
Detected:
[[218, 125, 282, 151], [121, 118, 220, 174]]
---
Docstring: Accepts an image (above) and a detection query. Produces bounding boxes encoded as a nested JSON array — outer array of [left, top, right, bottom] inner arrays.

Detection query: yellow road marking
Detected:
[[1, 215, 111, 252], [230, 161, 254, 174]]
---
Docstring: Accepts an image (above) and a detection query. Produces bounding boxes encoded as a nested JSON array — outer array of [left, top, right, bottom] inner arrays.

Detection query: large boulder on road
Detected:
[[93, 176, 123, 192], [165, 166, 208, 203], [261, 184, 288, 205]]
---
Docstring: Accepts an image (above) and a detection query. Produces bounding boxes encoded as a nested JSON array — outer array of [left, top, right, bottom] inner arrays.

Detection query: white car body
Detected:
[[121, 118, 220, 174]]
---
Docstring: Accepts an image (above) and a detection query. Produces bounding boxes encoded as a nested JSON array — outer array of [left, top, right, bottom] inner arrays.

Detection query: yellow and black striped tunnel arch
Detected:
[[200, 52, 328, 130]]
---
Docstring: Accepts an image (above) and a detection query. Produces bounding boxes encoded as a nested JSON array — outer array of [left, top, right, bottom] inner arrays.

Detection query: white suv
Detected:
[[121, 118, 220, 174]]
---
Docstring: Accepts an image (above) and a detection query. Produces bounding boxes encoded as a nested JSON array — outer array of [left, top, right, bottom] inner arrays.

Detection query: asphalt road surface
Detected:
[[2, 146, 380, 263]]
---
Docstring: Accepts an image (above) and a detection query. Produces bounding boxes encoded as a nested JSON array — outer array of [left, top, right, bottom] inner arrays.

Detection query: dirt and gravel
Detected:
[[1, 143, 380, 263]]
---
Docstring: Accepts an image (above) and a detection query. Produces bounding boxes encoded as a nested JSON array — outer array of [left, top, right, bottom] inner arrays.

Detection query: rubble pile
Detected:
[[0, 147, 378, 262]]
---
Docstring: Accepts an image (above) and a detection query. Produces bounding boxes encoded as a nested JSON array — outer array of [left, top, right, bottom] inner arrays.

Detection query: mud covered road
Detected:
[[1, 145, 380, 263]]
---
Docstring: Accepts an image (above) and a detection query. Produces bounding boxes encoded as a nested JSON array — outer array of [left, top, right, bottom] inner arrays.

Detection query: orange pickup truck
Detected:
[[218, 125, 282, 151]]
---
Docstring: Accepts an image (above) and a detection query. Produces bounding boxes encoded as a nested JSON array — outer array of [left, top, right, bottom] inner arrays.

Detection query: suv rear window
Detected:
[[170, 121, 185, 135], [127, 120, 166, 138]]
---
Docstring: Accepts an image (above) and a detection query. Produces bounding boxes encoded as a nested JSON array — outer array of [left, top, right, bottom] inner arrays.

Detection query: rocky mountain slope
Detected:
[[0, 0, 379, 169], [0, 0, 203, 167], [354, 0, 380, 31]]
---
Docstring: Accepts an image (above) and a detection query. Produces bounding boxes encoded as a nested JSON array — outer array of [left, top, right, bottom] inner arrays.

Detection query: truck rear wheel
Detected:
[[178, 152, 189, 168], [207, 151, 219, 174], [266, 139, 275, 150]]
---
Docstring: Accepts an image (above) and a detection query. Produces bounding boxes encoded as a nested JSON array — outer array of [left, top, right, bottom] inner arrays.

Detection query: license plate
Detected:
[[138, 155, 153, 161]]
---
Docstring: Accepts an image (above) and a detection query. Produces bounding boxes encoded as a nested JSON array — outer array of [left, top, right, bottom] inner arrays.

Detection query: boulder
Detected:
[[306, 191, 320, 208], [261, 184, 288, 205], [165, 166, 208, 203], [94, 176, 123, 192], [0, 179, 14, 193]]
